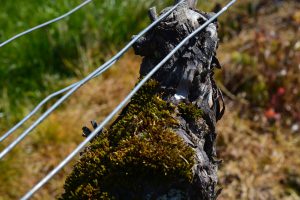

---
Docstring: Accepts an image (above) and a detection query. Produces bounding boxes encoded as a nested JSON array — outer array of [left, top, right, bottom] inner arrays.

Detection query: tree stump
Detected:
[[61, 1, 224, 199]]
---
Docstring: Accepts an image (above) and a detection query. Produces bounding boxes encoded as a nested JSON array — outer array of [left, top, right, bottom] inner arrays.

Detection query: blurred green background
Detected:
[[0, 0, 299, 199], [0, 0, 175, 127]]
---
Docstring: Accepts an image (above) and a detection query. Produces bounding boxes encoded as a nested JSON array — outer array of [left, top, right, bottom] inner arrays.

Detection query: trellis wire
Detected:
[[0, 0, 185, 159], [20, 0, 237, 199], [0, 60, 116, 143], [0, 0, 93, 48], [0, 0, 93, 141]]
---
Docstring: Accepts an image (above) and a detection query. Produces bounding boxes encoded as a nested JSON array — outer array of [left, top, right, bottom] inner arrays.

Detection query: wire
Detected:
[[0, 0, 183, 144], [0, 0, 93, 48], [0, 60, 116, 143], [0, 0, 184, 159], [20, 1, 237, 199], [0, 0, 93, 141]]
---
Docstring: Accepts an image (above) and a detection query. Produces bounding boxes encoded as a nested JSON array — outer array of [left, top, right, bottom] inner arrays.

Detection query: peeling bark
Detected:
[[132, 2, 224, 199], [61, 1, 224, 200]]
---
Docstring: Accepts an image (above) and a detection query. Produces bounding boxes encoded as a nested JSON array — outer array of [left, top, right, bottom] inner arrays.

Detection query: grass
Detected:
[[0, 0, 299, 199], [0, 53, 141, 199], [0, 0, 172, 126], [215, 0, 300, 199]]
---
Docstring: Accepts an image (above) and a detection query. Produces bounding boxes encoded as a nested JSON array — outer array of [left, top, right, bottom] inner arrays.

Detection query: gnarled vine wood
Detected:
[[61, 1, 224, 199]]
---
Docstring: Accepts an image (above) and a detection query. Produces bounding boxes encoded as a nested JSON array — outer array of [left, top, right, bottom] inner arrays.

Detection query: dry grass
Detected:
[[0, 52, 140, 199], [217, 104, 300, 200], [0, 1, 299, 199], [216, 1, 300, 199]]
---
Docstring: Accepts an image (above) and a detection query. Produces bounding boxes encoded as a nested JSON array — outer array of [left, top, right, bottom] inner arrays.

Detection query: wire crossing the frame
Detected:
[[0, 0, 93, 48], [20, 0, 237, 199], [0, 0, 185, 159]]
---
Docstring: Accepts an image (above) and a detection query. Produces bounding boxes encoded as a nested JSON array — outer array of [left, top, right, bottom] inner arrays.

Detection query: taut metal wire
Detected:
[[20, 0, 237, 199]]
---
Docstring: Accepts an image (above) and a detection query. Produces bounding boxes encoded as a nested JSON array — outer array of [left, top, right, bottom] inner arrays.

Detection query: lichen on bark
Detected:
[[61, 1, 224, 199]]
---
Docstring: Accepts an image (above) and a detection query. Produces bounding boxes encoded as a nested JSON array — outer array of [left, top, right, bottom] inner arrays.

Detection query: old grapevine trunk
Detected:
[[61, 1, 224, 199]]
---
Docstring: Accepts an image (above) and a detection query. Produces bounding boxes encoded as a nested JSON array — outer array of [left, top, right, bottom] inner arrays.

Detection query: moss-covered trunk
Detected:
[[61, 1, 224, 199]]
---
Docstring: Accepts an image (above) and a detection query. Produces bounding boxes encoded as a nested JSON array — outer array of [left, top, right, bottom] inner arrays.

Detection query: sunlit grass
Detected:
[[0, 0, 299, 199], [0, 53, 140, 199], [0, 0, 172, 126]]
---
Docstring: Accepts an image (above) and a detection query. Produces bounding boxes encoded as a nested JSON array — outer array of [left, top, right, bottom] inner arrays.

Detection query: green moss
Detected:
[[61, 79, 195, 199], [178, 102, 203, 121]]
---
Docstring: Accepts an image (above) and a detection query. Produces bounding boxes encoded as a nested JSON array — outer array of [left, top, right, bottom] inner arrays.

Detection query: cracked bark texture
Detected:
[[133, 1, 224, 199], [135, 1, 224, 124], [61, 1, 224, 199]]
